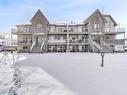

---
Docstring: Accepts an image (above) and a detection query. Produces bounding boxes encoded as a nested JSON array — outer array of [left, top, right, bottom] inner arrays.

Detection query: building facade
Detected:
[[12, 9, 126, 53]]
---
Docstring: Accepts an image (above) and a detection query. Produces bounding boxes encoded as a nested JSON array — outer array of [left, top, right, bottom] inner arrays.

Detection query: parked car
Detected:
[[0, 46, 4, 52], [125, 47, 127, 52]]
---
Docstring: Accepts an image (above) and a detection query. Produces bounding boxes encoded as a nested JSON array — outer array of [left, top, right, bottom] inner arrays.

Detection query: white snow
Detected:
[[18, 66, 76, 95], [0, 52, 76, 95], [1, 52, 127, 95], [0, 52, 26, 95], [18, 53, 127, 95]]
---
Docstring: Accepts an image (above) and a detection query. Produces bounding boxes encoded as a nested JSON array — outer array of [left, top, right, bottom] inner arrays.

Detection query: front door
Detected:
[[35, 36, 43, 46], [36, 37, 38, 45]]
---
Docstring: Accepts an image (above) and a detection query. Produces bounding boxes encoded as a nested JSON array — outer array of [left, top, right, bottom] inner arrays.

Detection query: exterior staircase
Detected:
[[89, 38, 100, 53], [101, 41, 113, 52], [31, 46, 41, 53], [30, 40, 45, 53], [89, 37, 113, 53]]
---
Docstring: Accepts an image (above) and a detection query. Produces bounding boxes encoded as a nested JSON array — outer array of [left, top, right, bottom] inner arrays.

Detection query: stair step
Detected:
[[32, 46, 41, 53]]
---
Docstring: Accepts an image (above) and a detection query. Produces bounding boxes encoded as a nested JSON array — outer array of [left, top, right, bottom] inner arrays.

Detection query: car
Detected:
[[125, 47, 127, 52]]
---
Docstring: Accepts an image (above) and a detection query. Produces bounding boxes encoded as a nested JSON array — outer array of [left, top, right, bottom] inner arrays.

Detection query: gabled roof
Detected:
[[30, 9, 49, 23], [104, 15, 117, 26], [83, 9, 105, 24]]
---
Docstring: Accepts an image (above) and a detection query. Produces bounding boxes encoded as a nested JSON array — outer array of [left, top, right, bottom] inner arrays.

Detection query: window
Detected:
[[82, 27, 84, 32], [55, 36, 60, 40], [63, 36, 66, 39], [63, 30, 67, 32], [57, 36, 60, 40], [106, 20, 108, 23], [106, 36, 109, 39], [85, 29, 88, 32], [58, 27, 62, 32], [70, 28, 74, 32], [94, 23, 99, 32], [23, 46, 27, 49], [37, 23, 42, 28]]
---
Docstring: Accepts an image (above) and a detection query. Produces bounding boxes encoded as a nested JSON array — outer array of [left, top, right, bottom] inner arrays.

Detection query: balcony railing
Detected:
[[12, 27, 46, 34], [18, 40, 32, 45], [12, 29, 32, 34], [69, 39, 89, 43], [105, 39, 124, 45], [105, 28, 125, 33], [48, 40, 66, 43], [117, 28, 125, 32]]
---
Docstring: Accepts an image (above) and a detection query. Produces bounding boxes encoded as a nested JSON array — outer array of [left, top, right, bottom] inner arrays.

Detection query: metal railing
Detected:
[[105, 39, 124, 45], [30, 41, 36, 52], [89, 37, 101, 50], [104, 27, 125, 33], [40, 40, 45, 52], [101, 41, 113, 52], [117, 28, 125, 32]]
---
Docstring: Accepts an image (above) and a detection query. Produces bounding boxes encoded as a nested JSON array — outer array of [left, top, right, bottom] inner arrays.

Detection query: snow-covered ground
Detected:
[[0, 52, 76, 95], [19, 66, 76, 95], [18, 53, 127, 95]]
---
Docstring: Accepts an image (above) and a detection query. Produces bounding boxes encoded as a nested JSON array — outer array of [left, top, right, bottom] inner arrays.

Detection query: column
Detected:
[[66, 24, 70, 52], [123, 32, 126, 53]]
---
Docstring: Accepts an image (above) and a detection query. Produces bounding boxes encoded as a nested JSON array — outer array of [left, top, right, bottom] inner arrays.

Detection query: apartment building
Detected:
[[12, 9, 126, 53]]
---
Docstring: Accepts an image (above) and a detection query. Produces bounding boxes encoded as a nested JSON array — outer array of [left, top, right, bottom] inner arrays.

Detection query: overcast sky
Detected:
[[0, 0, 127, 36]]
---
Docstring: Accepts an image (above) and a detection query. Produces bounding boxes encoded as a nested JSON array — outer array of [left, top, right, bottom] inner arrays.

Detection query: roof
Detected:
[[83, 9, 118, 26], [30, 9, 49, 23], [83, 9, 105, 24], [104, 15, 118, 26]]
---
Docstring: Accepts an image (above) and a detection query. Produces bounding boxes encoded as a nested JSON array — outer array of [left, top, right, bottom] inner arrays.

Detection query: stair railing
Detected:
[[101, 41, 113, 52], [89, 37, 101, 50], [30, 41, 36, 52], [40, 40, 45, 52]]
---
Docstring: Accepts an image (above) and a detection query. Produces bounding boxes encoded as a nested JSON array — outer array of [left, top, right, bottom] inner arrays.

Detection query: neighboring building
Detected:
[[12, 9, 126, 53], [0, 32, 17, 51], [0, 32, 17, 46]]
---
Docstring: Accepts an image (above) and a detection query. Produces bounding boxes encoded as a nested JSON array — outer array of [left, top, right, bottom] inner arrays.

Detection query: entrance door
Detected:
[[35, 36, 43, 46], [36, 37, 38, 45]]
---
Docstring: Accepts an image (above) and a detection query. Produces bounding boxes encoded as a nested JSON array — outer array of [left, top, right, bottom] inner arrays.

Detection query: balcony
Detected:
[[48, 29, 67, 34], [117, 28, 125, 32], [12, 29, 32, 35], [12, 27, 47, 35], [69, 39, 89, 45], [69, 28, 89, 34], [105, 39, 124, 45], [104, 28, 125, 35], [48, 40, 67, 45], [18, 40, 32, 45]]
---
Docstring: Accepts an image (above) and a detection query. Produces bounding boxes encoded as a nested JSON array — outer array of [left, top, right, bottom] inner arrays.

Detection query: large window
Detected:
[[94, 23, 100, 32], [58, 27, 63, 32], [37, 23, 42, 28]]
